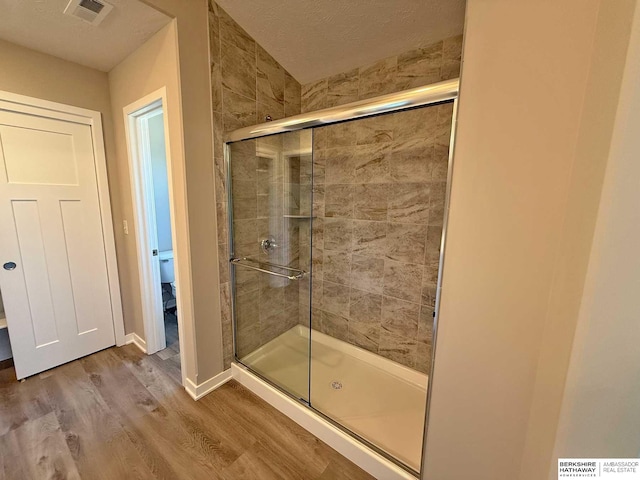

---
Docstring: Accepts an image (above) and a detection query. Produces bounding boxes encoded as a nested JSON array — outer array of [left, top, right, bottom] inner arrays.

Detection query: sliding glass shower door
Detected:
[[307, 102, 454, 472], [228, 130, 313, 402], [227, 81, 457, 475]]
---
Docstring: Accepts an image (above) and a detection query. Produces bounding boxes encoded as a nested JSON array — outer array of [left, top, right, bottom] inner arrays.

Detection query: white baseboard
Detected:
[[231, 363, 416, 480], [185, 368, 233, 400], [124, 333, 147, 353]]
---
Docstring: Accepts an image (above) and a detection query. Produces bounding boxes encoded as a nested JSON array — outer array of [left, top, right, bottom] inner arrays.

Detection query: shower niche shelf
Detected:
[[283, 214, 315, 219]]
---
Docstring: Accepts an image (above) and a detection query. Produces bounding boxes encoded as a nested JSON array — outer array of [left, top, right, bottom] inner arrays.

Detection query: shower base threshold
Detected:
[[233, 325, 427, 477]]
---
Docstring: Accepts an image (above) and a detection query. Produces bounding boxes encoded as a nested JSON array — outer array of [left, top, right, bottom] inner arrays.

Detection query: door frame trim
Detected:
[[123, 88, 186, 380], [0, 89, 125, 347], [124, 99, 166, 356]]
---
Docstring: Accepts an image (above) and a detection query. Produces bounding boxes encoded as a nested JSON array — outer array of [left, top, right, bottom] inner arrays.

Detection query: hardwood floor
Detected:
[[0, 343, 374, 480]]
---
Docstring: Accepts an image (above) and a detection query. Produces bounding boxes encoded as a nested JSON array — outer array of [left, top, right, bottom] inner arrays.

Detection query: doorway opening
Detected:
[[124, 88, 183, 379]]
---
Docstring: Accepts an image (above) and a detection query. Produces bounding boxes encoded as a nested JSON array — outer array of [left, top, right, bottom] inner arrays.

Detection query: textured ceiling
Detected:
[[215, 0, 466, 84], [0, 0, 171, 72]]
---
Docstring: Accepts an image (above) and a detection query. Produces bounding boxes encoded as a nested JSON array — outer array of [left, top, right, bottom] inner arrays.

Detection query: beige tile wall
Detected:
[[301, 35, 463, 372], [229, 135, 312, 359], [302, 36, 463, 111], [306, 106, 453, 372], [209, 0, 463, 371], [209, 0, 302, 368]]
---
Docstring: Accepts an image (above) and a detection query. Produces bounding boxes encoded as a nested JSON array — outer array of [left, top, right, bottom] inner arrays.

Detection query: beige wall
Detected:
[[423, 0, 635, 478], [519, 0, 637, 477], [0, 38, 113, 122], [108, 20, 201, 382], [551, 0, 640, 468], [141, 0, 224, 383], [0, 39, 118, 240]]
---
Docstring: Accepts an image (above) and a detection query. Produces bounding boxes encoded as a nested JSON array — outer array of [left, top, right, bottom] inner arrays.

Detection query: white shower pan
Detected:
[[232, 325, 428, 477]]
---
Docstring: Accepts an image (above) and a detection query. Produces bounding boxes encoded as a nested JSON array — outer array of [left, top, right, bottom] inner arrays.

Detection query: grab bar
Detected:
[[230, 257, 306, 280]]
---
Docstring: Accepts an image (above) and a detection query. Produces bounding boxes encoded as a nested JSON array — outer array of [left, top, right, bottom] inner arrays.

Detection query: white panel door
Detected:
[[0, 109, 115, 378]]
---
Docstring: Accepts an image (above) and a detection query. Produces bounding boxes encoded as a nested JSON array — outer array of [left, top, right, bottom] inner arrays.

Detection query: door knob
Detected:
[[3, 262, 17, 271]]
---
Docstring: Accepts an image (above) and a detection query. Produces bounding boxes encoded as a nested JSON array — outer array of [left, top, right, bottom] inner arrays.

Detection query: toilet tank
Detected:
[[158, 250, 174, 283]]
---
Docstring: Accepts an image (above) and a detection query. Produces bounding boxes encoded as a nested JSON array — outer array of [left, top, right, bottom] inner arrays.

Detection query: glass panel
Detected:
[[309, 101, 454, 472], [229, 129, 313, 402]]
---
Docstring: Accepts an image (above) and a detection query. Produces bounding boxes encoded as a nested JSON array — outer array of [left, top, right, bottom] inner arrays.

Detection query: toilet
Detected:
[[158, 250, 176, 298]]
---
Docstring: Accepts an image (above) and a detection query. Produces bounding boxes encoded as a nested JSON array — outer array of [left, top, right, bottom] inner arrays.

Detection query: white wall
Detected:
[[551, 0, 640, 464], [148, 112, 172, 253]]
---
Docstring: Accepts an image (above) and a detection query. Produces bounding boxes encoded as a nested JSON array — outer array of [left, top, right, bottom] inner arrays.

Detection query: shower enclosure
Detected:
[[226, 79, 458, 475]]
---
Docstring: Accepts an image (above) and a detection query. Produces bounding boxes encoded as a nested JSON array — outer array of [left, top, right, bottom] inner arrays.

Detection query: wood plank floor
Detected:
[[0, 341, 374, 480]]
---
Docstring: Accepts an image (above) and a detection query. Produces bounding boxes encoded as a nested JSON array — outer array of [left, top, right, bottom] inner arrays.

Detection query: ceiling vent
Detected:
[[63, 0, 114, 26]]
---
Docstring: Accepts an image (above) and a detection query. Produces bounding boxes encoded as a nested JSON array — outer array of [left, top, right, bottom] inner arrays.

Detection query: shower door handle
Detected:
[[230, 257, 306, 280]]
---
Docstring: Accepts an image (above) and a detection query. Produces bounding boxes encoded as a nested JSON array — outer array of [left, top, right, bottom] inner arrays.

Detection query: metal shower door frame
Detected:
[[224, 78, 460, 476]]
